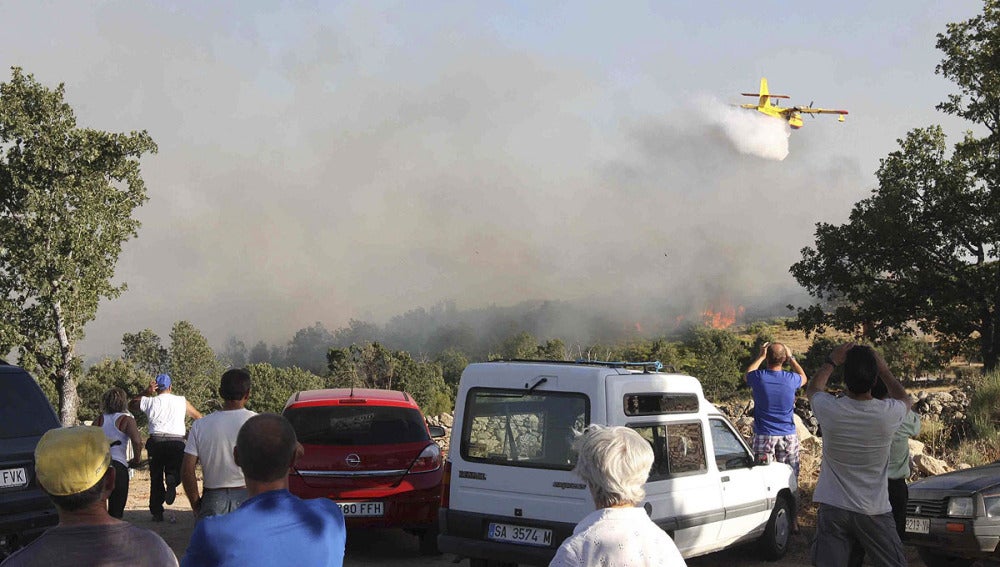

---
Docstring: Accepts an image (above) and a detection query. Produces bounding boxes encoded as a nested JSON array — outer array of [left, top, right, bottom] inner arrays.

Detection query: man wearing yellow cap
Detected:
[[0, 427, 177, 567]]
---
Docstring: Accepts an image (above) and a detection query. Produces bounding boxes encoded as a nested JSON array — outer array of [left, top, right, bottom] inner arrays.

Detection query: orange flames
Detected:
[[701, 303, 745, 329]]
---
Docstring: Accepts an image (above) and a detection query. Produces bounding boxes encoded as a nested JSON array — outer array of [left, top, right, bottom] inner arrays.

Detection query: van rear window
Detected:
[[624, 393, 699, 416], [461, 389, 588, 470]]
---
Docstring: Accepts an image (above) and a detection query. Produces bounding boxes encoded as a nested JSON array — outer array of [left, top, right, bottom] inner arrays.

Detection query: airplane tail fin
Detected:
[[741, 77, 791, 107]]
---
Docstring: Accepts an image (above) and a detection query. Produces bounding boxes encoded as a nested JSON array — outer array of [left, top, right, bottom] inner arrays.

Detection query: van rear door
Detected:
[[450, 387, 591, 521]]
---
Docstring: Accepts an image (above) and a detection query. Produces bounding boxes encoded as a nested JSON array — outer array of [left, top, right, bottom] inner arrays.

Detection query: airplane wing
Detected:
[[796, 107, 849, 115], [741, 93, 790, 99]]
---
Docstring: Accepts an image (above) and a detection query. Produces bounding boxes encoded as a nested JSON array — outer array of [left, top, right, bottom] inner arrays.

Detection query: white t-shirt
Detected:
[[140, 393, 188, 437], [184, 408, 256, 489], [810, 393, 907, 515], [549, 506, 687, 567]]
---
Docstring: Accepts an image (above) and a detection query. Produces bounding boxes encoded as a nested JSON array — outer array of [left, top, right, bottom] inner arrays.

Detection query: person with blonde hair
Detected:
[[550, 425, 686, 567], [93, 386, 143, 518]]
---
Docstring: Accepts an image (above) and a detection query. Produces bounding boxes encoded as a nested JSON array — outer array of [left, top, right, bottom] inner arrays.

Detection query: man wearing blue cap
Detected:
[[130, 374, 202, 522]]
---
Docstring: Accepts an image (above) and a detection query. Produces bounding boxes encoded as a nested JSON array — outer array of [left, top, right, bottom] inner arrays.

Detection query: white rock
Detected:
[[914, 453, 951, 476]]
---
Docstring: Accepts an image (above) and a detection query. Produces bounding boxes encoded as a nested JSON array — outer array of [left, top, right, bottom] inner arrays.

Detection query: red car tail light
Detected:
[[410, 443, 442, 474]]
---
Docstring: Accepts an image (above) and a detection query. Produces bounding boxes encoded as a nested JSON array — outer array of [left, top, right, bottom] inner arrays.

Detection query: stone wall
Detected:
[[426, 412, 453, 457]]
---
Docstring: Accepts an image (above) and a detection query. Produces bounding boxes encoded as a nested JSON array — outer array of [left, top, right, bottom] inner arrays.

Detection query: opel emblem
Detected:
[[345, 454, 361, 467], [915, 505, 921, 514]]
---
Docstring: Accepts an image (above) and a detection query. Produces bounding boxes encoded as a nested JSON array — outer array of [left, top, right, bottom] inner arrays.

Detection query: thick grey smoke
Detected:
[[0, 3, 869, 356]]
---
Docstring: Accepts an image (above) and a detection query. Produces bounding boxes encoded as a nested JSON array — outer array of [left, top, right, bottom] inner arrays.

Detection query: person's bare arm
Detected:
[[186, 400, 203, 420], [182, 453, 201, 513], [129, 380, 157, 415], [874, 350, 912, 410], [788, 356, 808, 388], [119, 415, 144, 468], [745, 342, 769, 378], [806, 342, 854, 399]]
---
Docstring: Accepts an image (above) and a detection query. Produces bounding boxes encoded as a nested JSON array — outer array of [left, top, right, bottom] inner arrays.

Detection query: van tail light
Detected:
[[441, 459, 452, 509], [410, 443, 443, 474]]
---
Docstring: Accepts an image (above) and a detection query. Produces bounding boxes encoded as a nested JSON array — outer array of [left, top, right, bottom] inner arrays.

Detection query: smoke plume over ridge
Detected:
[[0, 3, 868, 355]]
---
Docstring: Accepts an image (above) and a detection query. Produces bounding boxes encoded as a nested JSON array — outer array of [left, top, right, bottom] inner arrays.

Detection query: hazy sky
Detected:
[[0, 0, 983, 356]]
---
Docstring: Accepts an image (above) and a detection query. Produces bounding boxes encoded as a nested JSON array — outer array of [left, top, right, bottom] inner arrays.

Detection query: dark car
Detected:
[[283, 388, 447, 554], [0, 362, 60, 559], [904, 460, 1000, 566]]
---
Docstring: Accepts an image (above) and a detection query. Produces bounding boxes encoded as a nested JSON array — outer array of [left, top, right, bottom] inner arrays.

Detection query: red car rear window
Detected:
[[284, 405, 430, 445]]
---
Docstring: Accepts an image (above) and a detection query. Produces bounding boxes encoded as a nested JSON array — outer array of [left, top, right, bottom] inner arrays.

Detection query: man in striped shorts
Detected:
[[746, 342, 807, 532]]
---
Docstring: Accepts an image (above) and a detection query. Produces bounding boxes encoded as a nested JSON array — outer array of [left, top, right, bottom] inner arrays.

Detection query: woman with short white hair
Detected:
[[549, 425, 686, 567]]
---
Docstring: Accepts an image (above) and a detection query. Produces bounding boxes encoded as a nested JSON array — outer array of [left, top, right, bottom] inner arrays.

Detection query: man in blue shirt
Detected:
[[182, 414, 346, 567], [745, 342, 807, 531]]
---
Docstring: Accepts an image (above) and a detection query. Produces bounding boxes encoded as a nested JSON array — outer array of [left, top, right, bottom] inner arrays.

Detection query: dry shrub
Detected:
[[795, 440, 823, 529], [953, 434, 1000, 467], [915, 417, 950, 455]]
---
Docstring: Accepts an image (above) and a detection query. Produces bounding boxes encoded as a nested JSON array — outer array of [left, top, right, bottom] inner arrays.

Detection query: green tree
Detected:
[[286, 322, 333, 375], [0, 68, 157, 424], [326, 342, 451, 415], [435, 347, 469, 395], [245, 363, 323, 415], [248, 340, 271, 365], [792, 4, 1000, 371], [222, 336, 247, 368], [880, 336, 944, 381], [683, 327, 748, 400], [122, 329, 169, 376], [494, 332, 540, 360], [393, 354, 452, 416], [168, 321, 224, 412], [615, 338, 696, 371], [331, 319, 381, 349], [77, 358, 149, 423]]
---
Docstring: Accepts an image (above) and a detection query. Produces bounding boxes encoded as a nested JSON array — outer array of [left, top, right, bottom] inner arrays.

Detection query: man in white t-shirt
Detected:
[[182, 368, 256, 519], [130, 373, 203, 521], [806, 343, 910, 567]]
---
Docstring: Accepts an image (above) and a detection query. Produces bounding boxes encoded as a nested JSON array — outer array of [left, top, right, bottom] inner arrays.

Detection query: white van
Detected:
[[438, 360, 797, 566]]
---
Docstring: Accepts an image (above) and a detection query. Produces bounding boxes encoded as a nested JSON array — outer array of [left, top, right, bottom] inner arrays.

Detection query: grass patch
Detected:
[[968, 368, 1000, 439]]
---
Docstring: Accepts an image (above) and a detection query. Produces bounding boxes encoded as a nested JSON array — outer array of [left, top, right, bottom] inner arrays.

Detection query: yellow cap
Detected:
[[35, 427, 111, 496]]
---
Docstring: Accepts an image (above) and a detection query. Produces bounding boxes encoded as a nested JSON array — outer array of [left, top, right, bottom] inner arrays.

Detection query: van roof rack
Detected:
[[497, 359, 666, 373]]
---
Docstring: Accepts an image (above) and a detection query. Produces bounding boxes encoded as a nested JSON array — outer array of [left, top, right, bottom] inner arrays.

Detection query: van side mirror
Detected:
[[428, 424, 447, 438]]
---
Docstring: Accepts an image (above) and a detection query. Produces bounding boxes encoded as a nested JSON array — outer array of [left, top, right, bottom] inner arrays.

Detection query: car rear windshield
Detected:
[[0, 370, 59, 439], [284, 405, 430, 446], [460, 388, 589, 470]]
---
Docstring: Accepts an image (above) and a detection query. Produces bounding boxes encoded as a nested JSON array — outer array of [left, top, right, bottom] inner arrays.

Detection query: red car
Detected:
[[283, 388, 447, 554]]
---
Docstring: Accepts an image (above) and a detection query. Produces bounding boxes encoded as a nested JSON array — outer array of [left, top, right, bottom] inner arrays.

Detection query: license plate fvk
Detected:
[[905, 517, 930, 534], [336, 501, 384, 517], [0, 468, 27, 489], [487, 522, 553, 547]]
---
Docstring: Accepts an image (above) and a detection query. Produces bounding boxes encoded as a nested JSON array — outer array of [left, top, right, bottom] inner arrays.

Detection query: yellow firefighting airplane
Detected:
[[740, 78, 848, 129]]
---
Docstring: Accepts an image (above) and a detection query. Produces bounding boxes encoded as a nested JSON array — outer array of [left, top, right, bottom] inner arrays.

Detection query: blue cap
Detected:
[[155, 374, 172, 390]]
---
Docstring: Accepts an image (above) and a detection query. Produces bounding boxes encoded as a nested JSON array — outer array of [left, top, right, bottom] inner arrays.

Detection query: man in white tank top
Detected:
[[130, 374, 202, 521], [182, 368, 256, 520]]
